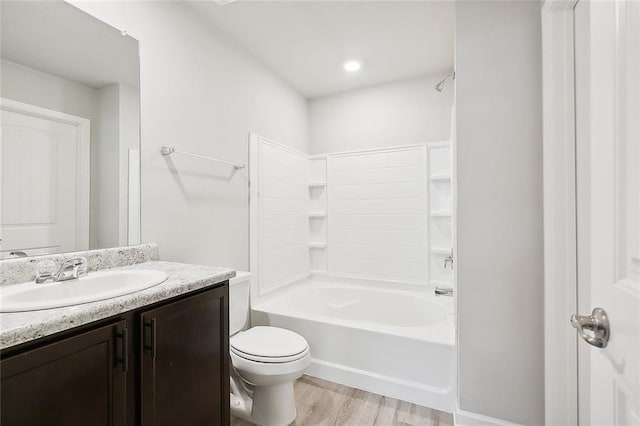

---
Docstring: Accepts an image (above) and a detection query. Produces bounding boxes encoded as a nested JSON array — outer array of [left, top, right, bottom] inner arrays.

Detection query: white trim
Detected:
[[248, 132, 261, 306], [541, 1, 579, 425], [312, 271, 432, 288], [309, 140, 450, 160], [308, 153, 328, 160], [255, 134, 308, 158], [454, 404, 522, 426], [325, 154, 332, 274], [0, 98, 91, 251]]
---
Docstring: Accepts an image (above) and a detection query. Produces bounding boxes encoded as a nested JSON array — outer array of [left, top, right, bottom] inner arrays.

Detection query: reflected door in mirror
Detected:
[[0, 102, 90, 257]]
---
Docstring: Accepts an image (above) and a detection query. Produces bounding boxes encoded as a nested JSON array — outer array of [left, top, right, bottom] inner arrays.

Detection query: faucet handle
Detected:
[[443, 248, 454, 269], [59, 257, 89, 279], [76, 260, 89, 277], [35, 259, 58, 284], [60, 257, 87, 268]]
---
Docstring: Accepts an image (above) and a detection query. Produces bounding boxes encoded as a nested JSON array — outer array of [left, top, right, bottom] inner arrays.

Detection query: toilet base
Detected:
[[251, 382, 296, 426], [230, 375, 297, 426]]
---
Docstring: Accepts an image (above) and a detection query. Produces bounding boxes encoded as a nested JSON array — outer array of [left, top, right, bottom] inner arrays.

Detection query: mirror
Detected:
[[0, 1, 141, 258]]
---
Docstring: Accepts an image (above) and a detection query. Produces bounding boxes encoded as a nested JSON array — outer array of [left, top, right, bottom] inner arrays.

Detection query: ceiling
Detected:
[[1, 1, 139, 89], [187, 1, 454, 99]]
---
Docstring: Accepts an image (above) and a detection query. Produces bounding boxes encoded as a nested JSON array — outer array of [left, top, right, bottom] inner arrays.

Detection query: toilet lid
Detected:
[[230, 326, 308, 359]]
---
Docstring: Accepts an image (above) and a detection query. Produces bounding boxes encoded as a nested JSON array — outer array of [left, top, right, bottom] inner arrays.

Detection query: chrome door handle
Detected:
[[570, 307, 610, 348]]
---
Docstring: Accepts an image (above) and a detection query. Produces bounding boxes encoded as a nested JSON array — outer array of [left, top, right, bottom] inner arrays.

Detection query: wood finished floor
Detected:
[[231, 375, 454, 426]]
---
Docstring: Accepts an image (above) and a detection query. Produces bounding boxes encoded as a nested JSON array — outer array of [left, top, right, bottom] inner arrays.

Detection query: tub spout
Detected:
[[435, 287, 453, 297]]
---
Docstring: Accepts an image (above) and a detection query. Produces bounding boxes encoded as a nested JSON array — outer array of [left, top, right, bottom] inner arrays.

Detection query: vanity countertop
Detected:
[[0, 261, 235, 350]]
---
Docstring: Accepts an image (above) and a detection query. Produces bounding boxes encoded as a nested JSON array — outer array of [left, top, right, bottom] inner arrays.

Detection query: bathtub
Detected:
[[251, 275, 455, 412]]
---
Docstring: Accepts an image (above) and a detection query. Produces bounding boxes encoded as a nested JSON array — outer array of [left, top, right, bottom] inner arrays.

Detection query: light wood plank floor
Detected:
[[231, 375, 454, 426]]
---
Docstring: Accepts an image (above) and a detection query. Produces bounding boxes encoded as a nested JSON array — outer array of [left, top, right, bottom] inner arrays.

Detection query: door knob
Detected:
[[570, 307, 610, 348]]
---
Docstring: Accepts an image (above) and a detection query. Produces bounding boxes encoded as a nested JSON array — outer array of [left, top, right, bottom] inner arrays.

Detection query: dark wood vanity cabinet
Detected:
[[140, 287, 229, 426], [0, 283, 229, 426], [0, 320, 128, 426]]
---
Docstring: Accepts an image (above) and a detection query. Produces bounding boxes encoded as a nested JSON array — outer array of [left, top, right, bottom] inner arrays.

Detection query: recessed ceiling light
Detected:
[[343, 60, 361, 73]]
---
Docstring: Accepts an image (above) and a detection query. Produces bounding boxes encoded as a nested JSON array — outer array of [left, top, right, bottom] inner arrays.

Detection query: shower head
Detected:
[[435, 72, 456, 92]]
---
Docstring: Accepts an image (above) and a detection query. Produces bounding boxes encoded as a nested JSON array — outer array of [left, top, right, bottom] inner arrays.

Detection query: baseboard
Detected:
[[454, 403, 523, 426]]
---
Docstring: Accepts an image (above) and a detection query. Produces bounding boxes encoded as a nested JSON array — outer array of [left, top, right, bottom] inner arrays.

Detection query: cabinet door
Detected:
[[140, 286, 229, 426], [1, 320, 128, 426]]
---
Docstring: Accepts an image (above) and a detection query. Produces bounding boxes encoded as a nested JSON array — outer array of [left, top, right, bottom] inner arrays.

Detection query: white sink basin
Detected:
[[0, 269, 168, 313]]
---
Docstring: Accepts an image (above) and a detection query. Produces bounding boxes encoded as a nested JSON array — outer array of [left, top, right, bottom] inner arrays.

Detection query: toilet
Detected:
[[229, 272, 311, 426]]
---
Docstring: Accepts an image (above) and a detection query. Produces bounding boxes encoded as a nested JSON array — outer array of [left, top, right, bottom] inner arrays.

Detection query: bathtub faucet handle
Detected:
[[444, 248, 454, 270]]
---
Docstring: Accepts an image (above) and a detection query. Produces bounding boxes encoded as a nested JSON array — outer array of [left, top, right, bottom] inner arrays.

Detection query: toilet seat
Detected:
[[230, 326, 309, 364], [231, 346, 310, 363]]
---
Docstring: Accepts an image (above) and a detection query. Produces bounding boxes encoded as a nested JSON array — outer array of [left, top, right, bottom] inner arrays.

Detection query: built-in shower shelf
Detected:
[[308, 242, 327, 248], [308, 212, 327, 218], [431, 247, 452, 255], [429, 174, 451, 182], [308, 182, 327, 188], [430, 211, 452, 217]]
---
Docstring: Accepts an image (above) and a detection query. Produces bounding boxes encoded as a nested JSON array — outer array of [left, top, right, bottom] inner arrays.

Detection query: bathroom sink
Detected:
[[0, 269, 168, 313]]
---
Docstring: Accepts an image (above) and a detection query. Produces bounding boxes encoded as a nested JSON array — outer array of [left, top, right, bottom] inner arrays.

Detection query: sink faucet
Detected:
[[435, 287, 454, 297], [36, 257, 88, 284]]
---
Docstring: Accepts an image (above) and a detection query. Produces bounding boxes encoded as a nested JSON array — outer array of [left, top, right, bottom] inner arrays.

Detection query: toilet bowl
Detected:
[[229, 272, 311, 426]]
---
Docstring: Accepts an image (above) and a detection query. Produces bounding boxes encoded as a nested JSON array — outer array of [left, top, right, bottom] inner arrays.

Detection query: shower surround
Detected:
[[248, 134, 454, 410]]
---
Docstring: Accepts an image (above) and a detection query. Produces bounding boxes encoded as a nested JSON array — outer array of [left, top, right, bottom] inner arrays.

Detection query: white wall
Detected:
[[0, 59, 98, 118], [70, 1, 309, 270], [96, 84, 120, 249], [455, 2, 544, 425], [308, 74, 453, 154], [118, 84, 141, 245], [98, 83, 141, 248]]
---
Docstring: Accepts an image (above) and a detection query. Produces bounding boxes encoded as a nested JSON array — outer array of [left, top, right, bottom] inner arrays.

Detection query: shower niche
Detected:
[[308, 157, 328, 272]]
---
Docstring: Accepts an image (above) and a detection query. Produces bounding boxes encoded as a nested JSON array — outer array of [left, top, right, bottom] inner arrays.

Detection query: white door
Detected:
[[574, 0, 640, 424], [0, 100, 90, 257]]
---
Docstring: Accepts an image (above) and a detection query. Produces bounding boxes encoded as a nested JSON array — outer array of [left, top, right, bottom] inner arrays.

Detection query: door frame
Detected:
[[0, 98, 91, 251], [541, 1, 580, 425]]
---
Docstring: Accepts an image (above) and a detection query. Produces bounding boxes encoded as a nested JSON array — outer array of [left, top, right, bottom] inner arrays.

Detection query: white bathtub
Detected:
[[251, 275, 455, 412]]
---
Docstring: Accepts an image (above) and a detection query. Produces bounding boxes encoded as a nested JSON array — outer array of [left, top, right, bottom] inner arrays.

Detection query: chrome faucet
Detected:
[[435, 287, 454, 297], [444, 248, 454, 269], [9, 250, 29, 258], [36, 257, 88, 284]]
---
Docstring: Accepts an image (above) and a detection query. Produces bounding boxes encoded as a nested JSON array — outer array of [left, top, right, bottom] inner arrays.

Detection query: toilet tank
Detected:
[[229, 271, 252, 335]]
